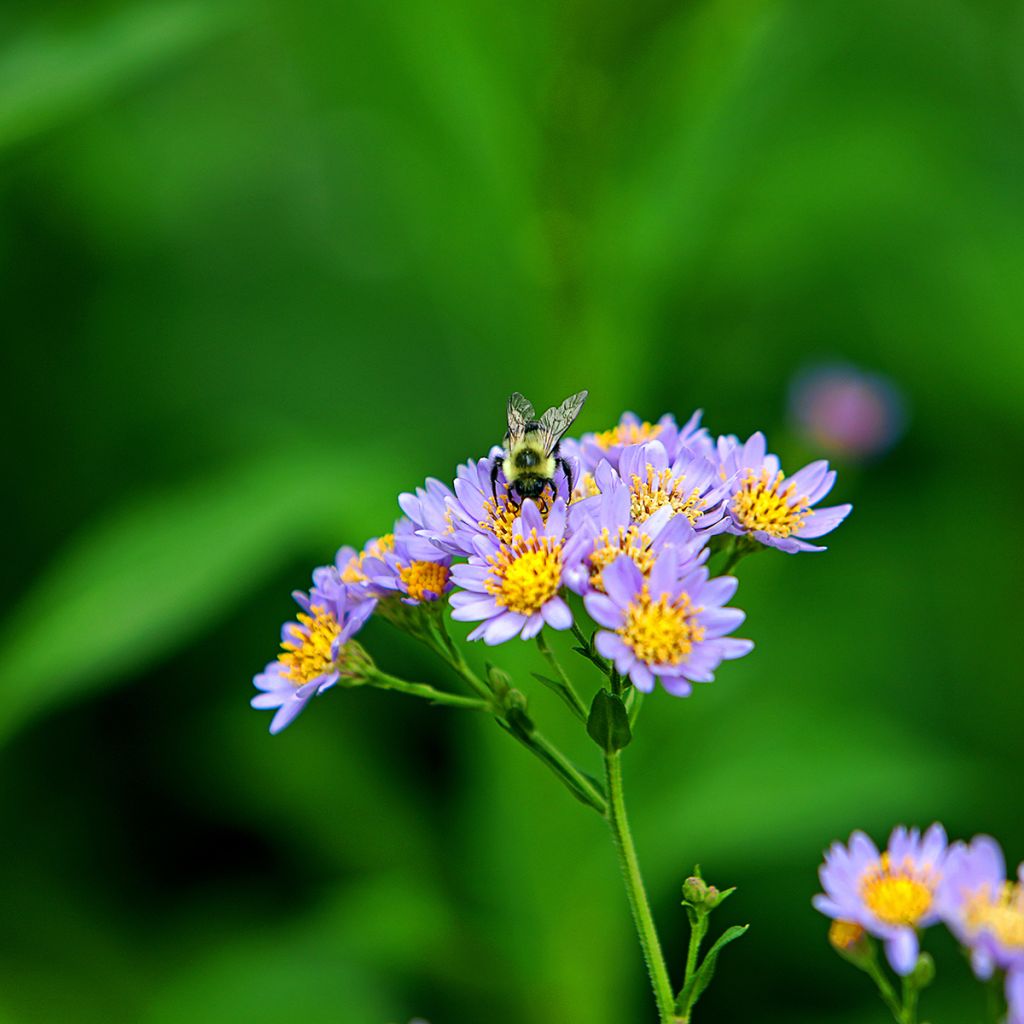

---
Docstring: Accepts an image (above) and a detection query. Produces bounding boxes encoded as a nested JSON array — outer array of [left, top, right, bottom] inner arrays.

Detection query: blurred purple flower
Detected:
[[937, 834, 1024, 1020], [814, 824, 948, 975], [790, 363, 906, 460]]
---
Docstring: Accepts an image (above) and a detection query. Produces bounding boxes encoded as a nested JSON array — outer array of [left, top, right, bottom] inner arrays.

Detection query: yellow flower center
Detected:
[[829, 920, 866, 952], [484, 531, 563, 615], [964, 883, 1024, 950], [593, 420, 662, 450], [278, 605, 340, 686], [629, 465, 705, 524], [480, 494, 550, 546], [589, 526, 655, 592], [618, 585, 704, 665], [341, 533, 395, 582], [860, 854, 937, 927], [732, 470, 810, 537], [398, 560, 449, 602], [573, 472, 601, 502]]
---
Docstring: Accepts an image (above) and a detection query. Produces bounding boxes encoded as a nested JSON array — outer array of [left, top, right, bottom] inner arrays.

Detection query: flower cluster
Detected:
[[816, 825, 1024, 1023], [252, 401, 851, 731]]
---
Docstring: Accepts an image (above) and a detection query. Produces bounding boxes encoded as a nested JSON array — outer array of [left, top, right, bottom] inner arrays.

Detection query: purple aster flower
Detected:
[[363, 518, 453, 605], [449, 498, 573, 644], [250, 577, 376, 734], [937, 834, 1024, 1015], [582, 550, 752, 696], [563, 481, 708, 596], [613, 441, 730, 534], [398, 475, 461, 556], [576, 409, 710, 476], [441, 448, 575, 558], [333, 531, 399, 598], [718, 431, 852, 553], [813, 824, 948, 975]]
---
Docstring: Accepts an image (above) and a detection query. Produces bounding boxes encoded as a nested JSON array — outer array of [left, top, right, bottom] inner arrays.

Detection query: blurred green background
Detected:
[[3, 0, 1023, 1021]]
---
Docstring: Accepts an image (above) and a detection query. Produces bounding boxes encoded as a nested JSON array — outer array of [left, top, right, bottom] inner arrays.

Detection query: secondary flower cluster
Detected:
[[816, 825, 1024, 1023], [252, 406, 851, 731]]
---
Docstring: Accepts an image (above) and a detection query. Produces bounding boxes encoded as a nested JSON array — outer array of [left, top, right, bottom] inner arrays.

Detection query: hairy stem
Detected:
[[371, 672, 491, 711], [604, 749, 677, 1023]]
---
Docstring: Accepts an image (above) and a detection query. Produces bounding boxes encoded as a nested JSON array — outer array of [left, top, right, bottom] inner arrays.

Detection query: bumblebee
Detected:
[[491, 390, 588, 503]]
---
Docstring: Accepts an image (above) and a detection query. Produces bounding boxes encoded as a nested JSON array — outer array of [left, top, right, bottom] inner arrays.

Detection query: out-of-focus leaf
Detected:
[[144, 916, 395, 1024], [0, 444, 411, 745], [0, 0, 240, 151]]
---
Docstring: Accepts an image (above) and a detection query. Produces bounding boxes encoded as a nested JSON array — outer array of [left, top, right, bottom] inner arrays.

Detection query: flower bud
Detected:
[[828, 920, 872, 968], [487, 665, 513, 699], [683, 876, 710, 905], [338, 640, 375, 685], [909, 952, 935, 990]]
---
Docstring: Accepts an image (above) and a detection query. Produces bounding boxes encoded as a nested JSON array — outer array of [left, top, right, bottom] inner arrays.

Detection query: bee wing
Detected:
[[537, 390, 588, 456], [506, 392, 536, 445]]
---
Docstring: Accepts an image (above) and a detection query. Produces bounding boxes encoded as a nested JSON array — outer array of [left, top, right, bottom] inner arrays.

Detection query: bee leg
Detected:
[[489, 458, 501, 502], [555, 456, 575, 496]]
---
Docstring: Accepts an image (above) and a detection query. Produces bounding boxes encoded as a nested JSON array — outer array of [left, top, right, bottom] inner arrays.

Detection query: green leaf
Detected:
[[677, 924, 749, 1013], [0, 443, 410, 746], [586, 688, 632, 752], [0, 1, 241, 151]]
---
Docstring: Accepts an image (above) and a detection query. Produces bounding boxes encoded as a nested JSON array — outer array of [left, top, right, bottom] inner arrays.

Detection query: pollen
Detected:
[[629, 464, 705, 524], [593, 420, 662, 450], [860, 854, 937, 927], [732, 470, 810, 538], [481, 494, 549, 546], [278, 605, 341, 686], [573, 472, 601, 502], [484, 530, 563, 616], [341, 533, 396, 583], [618, 585, 705, 665], [964, 882, 1024, 950], [589, 526, 655, 592], [398, 560, 449, 602]]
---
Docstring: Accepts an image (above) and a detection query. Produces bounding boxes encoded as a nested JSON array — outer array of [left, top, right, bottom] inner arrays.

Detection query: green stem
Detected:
[[571, 620, 611, 675], [901, 975, 918, 1024], [425, 619, 606, 813], [986, 974, 1005, 1024], [535, 633, 588, 721], [863, 957, 904, 1022], [604, 750, 677, 1023], [683, 913, 708, 992], [371, 672, 491, 711]]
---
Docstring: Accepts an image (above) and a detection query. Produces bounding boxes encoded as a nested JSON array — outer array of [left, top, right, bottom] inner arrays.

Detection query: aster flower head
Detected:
[[449, 498, 573, 644], [362, 517, 452, 605], [937, 835, 1024, 988], [397, 475, 460, 555], [614, 441, 730, 535], [718, 432, 852, 553], [251, 578, 376, 734], [333, 531, 399, 598], [813, 824, 948, 975], [441, 448, 575, 559], [563, 482, 708, 597], [577, 409, 711, 476], [583, 549, 752, 696]]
